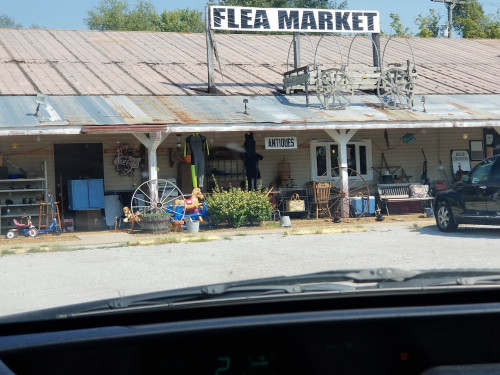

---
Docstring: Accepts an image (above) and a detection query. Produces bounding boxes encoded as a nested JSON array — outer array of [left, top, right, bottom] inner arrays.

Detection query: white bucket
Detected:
[[280, 216, 291, 227], [186, 219, 200, 233]]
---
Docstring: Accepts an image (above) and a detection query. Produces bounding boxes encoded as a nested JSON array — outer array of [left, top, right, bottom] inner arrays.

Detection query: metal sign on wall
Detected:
[[265, 137, 297, 150], [209, 6, 380, 33]]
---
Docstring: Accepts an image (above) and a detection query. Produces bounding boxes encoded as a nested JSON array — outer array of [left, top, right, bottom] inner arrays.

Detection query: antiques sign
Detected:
[[265, 137, 297, 150], [209, 6, 380, 33]]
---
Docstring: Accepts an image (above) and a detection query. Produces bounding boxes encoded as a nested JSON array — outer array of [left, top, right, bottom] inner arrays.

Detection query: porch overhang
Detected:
[[2, 94, 500, 134]]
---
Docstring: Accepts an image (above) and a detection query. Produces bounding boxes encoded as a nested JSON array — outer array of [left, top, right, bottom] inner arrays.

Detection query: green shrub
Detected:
[[206, 182, 272, 228]]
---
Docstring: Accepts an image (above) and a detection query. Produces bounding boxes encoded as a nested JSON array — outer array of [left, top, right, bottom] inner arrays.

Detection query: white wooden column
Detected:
[[134, 132, 168, 181], [324, 129, 357, 217]]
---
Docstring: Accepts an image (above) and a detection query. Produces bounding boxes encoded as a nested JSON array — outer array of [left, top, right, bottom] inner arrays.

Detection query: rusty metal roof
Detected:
[[1, 29, 500, 96], [1, 94, 500, 135], [1, 29, 500, 134]]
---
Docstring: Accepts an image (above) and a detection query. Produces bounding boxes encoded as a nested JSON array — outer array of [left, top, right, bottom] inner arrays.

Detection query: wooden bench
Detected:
[[377, 183, 434, 215]]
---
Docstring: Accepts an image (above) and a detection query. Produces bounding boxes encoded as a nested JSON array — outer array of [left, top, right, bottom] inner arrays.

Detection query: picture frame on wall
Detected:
[[450, 149, 471, 181], [469, 140, 484, 161]]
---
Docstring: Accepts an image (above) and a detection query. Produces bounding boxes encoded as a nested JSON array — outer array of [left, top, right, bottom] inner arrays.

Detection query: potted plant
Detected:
[[139, 212, 172, 234]]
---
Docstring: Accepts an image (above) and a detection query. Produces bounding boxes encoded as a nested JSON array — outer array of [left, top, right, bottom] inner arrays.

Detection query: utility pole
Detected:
[[431, 0, 467, 38]]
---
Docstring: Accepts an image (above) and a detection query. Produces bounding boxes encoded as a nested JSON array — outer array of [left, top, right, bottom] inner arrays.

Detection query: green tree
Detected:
[[0, 15, 22, 29], [86, 0, 133, 30], [86, 0, 205, 33], [389, 13, 411, 37], [453, 0, 500, 38], [214, 0, 347, 8], [414, 9, 441, 38], [158, 9, 205, 33], [125, 0, 160, 31]]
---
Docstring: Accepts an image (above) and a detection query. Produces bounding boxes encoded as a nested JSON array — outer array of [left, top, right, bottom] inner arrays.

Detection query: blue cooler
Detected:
[[350, 196, 376, 217]]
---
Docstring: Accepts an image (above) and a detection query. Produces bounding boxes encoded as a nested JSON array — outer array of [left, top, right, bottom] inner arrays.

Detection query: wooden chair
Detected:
[[308, 182, 332, 219]]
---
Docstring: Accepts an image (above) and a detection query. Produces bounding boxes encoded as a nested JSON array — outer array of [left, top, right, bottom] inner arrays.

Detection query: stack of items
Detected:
[[277, 157, 293, 188]]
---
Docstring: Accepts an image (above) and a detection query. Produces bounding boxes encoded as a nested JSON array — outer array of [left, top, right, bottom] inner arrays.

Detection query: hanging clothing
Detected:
[[185, 134, 209, 188], [243, 132, 263, 190]]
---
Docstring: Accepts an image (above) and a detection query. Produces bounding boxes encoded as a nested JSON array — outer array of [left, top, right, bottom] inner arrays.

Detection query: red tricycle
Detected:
[[6, 216, 39, 239]]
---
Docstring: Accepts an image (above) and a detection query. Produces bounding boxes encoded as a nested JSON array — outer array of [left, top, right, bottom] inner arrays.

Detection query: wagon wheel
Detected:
[[322, 167, 370, 220], [316, 68, 353, 110], [377, 67, 414, 109], [131, 179, 186, 220]]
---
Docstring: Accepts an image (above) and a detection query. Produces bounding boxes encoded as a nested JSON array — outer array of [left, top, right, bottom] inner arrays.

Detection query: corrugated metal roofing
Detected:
[[1, 29, 500, 96], [1, 94, 500, 135]]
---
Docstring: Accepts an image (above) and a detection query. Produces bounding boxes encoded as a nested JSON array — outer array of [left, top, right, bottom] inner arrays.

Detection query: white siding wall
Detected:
[[0, 127, 485, 197]]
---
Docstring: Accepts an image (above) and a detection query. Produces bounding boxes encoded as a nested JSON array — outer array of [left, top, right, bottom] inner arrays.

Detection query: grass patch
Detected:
[[186, 236, 212, 243], [126, 235, 217, 247], [409, 224, 420, 230], [223, 236, 233, 240], [284, 227, 368, 236], [27, 247, 45, 253], [265, 221, 280, 228], [234, 233, 247, 237], [1, 249, 16, 255]]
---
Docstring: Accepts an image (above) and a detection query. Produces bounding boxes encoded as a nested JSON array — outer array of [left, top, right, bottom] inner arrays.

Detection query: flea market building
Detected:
[[0, 23, 500, 232]]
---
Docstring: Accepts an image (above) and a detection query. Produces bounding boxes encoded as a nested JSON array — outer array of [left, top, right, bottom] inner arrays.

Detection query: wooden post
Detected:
[[293, 33, 301, 69], [325, 129, 358, 218], [206, 6, 216, 94]]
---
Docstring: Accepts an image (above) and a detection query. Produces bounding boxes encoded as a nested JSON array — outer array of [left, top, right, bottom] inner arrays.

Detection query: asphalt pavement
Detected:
[[1, 215, 500, 317]]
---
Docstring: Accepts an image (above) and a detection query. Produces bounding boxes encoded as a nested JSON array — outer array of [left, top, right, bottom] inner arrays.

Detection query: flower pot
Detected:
[[140, 215, 171, 234]]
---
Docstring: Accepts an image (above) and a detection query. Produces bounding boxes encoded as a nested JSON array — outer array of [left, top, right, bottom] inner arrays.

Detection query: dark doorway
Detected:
[[54, 143, 104, 217]]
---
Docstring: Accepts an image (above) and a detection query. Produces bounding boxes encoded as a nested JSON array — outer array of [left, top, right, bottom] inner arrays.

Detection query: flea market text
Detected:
[[209, 6, 380, 33]]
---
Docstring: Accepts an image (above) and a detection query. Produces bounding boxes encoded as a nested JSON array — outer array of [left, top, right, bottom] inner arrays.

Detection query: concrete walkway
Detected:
[[0, 214, 436, 252]]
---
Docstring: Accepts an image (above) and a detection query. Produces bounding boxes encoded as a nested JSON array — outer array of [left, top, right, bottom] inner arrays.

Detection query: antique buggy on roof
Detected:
[[283, 35, 417, 110]]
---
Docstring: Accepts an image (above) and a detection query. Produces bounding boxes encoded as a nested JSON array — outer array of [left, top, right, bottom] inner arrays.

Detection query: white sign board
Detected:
[[209, 6, 380, 33], [265, 137, 297, 150], [451, 150, 471, 175]]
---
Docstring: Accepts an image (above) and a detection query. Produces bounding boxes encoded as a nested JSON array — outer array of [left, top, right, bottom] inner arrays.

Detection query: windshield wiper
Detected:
[[9, 268, 500, 321]]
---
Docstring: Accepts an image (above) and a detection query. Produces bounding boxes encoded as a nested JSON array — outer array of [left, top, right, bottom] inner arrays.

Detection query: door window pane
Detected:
[[330, 145, 339, 171], [359, 145, 367, 175], [316, 146, 327, 176]]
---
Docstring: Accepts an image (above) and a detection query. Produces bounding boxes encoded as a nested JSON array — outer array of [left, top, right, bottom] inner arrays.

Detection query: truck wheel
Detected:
[[435, 201, 458, 232]]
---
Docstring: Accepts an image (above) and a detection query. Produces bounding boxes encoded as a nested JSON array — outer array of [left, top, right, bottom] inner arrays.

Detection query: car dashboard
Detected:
[[1, 289, 500, 374]]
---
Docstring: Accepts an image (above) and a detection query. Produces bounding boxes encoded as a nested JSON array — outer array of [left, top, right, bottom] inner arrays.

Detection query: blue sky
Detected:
[[2, 1, 500, 34]]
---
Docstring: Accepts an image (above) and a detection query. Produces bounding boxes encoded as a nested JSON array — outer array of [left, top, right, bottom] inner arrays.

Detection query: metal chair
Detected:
[[308, 182, 332, 219]]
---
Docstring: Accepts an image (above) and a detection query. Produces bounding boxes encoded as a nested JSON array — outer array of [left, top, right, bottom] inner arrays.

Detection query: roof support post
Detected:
[[325, 129, 358, 217], [293, 33, 301, 69], [205, 6, 217, 94], [134, 132, 168, 182], [371, 33, 381, 69]]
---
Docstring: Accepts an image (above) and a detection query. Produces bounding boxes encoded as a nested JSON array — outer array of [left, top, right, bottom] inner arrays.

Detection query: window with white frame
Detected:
[[310, 140, 373, 181]]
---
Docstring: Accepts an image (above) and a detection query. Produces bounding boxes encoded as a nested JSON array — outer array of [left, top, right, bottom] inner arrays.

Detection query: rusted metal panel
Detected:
[[2, 29, 500, 98], [2, 94, 500, 135]]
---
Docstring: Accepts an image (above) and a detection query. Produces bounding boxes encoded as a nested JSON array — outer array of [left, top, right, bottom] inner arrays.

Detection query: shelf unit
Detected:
[[206, 148, 245, 191], [278, 187, 309, 218], [0, 161, 47, 234]]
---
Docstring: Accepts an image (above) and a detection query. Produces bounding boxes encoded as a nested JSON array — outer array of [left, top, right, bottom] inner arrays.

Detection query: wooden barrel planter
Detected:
[[140, 215, 171, 234]]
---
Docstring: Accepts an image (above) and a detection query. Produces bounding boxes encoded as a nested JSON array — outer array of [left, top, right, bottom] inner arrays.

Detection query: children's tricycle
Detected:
[[6, 216, 39, 239]]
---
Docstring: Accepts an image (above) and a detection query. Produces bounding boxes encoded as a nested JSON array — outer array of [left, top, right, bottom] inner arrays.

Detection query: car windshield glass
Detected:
[[1, 2, 500, 326]]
